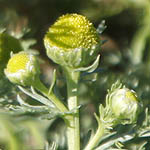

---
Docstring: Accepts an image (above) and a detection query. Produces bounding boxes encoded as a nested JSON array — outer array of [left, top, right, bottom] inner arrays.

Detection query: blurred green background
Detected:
[[0, 0, 150, 149]]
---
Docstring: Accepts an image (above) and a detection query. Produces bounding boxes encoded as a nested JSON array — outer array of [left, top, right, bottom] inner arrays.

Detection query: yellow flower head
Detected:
[[5, 52, 40, 86], [45, 14, 99, 51], [7, 53, 30, 73], [44, 13, 101, 68]]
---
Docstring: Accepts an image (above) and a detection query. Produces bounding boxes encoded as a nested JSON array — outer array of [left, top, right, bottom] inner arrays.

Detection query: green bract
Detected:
[[0, 33, 22, 71], [44, 13, 101, 68], [110, 88, 141, 124], [5, 52, 40, 86]]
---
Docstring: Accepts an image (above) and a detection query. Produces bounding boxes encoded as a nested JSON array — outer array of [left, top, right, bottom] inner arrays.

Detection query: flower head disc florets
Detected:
[[5, 52, 40, 86], [44, 13, 101, 68], [7, 53, 30, 73], [45, 14, 99, 51]]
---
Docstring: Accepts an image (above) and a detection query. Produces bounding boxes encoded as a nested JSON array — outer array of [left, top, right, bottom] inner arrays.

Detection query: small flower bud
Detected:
[[44, 13, 101, 68], [110, 88, 141, 124], [0, 33, 22, 71], [5, 52, 40, 86]]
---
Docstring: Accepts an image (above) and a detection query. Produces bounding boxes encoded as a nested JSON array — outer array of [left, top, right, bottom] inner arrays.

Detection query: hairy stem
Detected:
[[131, 1, 150, 64], [33, 77, 68, 112], [63, 67, 80, 150], [84, 123, 105, 150]]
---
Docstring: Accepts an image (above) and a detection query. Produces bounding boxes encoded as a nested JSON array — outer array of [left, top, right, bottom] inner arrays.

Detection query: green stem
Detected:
[[131, 0, 150, 64], [63, 67, 80, 150], [146, 36, 150, 72], [0, 117, 22, 150], [32, 77, 68, 112], [84, 123, 105, 150]]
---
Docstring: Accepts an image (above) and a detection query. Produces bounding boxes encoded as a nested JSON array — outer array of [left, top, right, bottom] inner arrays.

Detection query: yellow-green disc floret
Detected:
[[125, 90, 138, 102], [0, 33, 22, 71], [45, 14, 99, 51], [7, 53, 29, 73], [44, 13, 101, 68], [5, 52, 40, 86]]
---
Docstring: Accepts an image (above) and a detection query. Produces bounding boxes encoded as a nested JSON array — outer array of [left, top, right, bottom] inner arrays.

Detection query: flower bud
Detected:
[[0, 33, 22, 71], [44, 13, 101, 68], [110, 88, 141, 124], [5, 52, 40, 86]]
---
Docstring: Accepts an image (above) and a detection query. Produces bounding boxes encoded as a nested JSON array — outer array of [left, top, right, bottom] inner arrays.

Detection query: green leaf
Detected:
[[0, 27, 6, 33], [40, 106, 81, 120], [48, 69, 56, 95], [96, 20, 107, 34], [18, 86, 56, 108], [95, 134, 134, 150], [21, 39, 37, 50], [74, 55, 100, 73], [17, 94, 52, 111], [45, 142, 58, 150]]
